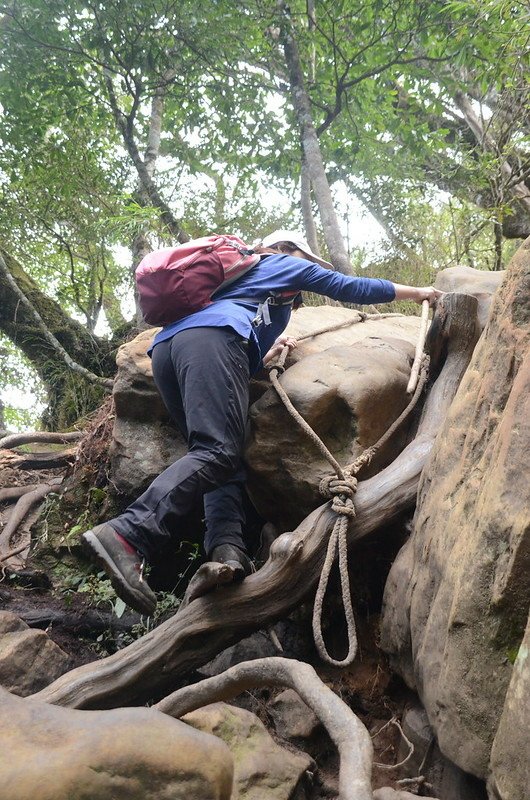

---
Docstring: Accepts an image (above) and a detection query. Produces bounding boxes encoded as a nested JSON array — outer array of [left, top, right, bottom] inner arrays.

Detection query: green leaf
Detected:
[[114, 597, 127, 619]]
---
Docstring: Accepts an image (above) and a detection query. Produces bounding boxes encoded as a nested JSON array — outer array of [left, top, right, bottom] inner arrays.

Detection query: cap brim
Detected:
[[299, 250, 334, 269]]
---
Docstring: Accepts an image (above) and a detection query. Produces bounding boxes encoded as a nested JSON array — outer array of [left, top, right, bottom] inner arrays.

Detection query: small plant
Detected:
[[70, 571, 116, 608]]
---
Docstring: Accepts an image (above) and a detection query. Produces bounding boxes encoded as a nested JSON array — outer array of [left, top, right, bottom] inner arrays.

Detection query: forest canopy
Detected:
[[0, 0, 528, 429]]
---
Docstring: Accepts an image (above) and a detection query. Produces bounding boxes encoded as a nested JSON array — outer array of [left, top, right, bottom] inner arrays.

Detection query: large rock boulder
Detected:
[[0, 611, 70, 696], [110, 327, 186, 497], [183, 701, 312, 799], [380, 241, 529, 782], [246, 310, 420, 528], [435, 265, 504, 329], [0, 687, 233, 800]]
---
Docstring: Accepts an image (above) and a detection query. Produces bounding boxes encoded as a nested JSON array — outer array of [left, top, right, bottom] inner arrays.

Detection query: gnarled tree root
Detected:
[[0, 448, 76, 469], [0, 431, 83, 450], [0, 478, 63, 561], [0, 485, 40, 502], [157, 656, 373, 800], [32, 294, 480, 711]]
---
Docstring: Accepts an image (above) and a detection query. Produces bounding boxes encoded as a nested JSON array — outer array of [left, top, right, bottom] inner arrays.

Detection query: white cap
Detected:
[[260, 229, 333, 268]]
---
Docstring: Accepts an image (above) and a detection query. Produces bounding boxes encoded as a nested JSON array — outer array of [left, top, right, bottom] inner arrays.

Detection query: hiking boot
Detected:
[[82, 523, 157, 616], [209, 543, 254, 581]]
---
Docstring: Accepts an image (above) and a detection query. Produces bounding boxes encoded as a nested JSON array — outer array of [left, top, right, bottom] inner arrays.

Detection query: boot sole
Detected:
[[82, 530, 156, 617]]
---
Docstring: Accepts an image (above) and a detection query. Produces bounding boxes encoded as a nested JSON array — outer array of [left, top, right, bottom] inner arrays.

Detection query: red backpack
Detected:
[[135, 234, 260, 326]]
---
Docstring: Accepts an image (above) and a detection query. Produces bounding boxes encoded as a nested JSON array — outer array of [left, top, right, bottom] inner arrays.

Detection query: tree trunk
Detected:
[[0, 248, 116, 427], [300, 155, 321, 256], [32, 294, 480, 709], [132, 90, 163, 326], [278, 3, 351, 273]]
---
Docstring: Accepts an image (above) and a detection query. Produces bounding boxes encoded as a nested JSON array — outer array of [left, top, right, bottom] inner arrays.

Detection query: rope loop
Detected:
[[267, 320, 431, 668]]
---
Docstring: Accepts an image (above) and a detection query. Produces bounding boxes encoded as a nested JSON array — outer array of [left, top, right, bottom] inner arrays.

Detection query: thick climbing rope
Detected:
[[267, 312, 430, 666]]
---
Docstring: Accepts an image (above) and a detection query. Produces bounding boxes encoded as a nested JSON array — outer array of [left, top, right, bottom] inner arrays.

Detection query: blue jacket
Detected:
[[149, 253, 395, 374]]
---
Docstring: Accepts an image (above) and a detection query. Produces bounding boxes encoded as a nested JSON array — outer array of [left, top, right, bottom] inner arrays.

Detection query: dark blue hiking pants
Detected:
[[108, 327, 250, 562]]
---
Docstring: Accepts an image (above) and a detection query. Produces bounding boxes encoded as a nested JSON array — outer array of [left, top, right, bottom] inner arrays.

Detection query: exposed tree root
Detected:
[[0, 485, 40, 502], [73, 395, 114, 478], [0, 542, 31, 563], [32, 295, 480, 713], [0, 478, 63, 561], [156, 656, 373, 800], [0, 431, 83, 450], [11, 606, 138, 636], [0, 449, 76, 469]]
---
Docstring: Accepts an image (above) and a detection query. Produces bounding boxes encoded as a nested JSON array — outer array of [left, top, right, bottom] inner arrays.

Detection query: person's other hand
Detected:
[[393, 283, 444, 306], [262, 335, 298, 365], [414, 286, 444, 306], [275, 335, 298, 350]]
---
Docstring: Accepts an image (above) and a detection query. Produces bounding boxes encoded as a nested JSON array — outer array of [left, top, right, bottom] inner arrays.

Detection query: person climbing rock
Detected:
[[82, 230, 441, 615]]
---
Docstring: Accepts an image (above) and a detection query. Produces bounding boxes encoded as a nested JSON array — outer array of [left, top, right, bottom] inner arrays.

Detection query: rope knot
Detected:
[[319, 473, 358, 517]]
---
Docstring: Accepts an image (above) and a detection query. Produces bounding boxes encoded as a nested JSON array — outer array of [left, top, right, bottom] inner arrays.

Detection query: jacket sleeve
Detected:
[[295, 260, 396, 304]]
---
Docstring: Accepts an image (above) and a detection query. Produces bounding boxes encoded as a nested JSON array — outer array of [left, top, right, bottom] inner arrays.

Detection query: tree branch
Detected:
[[454, 89, 530, 214], [104, 72, 187, 241]]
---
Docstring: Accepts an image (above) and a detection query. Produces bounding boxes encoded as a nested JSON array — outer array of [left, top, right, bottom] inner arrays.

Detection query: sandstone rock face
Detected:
[[111, 328, 187, 497], [246, 317, 418, 528], [282, 305, 422, 355], [488, 611, 530, 800], [0, 611, 70, 695], [0, 687, 233, 800], [183, 701, 313, 799], [434, 265, 504, 329], [380, 242, 529, 780]]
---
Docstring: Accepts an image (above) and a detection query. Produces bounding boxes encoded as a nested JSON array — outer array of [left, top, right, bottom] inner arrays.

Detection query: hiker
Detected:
[[82, 230, 441, 615]]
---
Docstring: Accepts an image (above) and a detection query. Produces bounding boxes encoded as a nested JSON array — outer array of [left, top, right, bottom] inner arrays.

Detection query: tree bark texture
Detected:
[[0, 253, 113, 390], [0, 431, 83, 450], [31, 294, 480, 710]]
